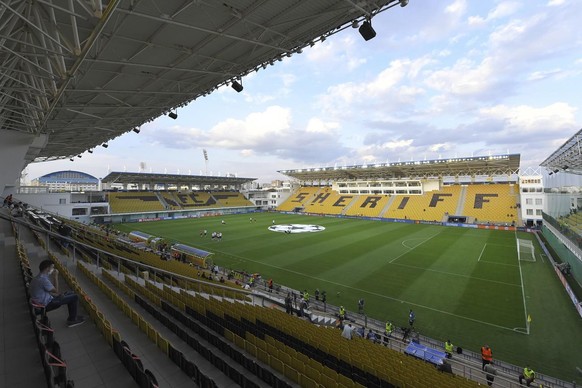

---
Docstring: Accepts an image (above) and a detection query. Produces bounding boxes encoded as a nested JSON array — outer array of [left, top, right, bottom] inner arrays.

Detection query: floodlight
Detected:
[[88, 149, 93, 153], [168, 111, 178, 120], [69, 158, 74, 162], [102, 143, 108, 148], [231, 80, 243, 93], [400, 0, 409, 7], [133, 127, 140, 133], [359, 20, 376, 41]]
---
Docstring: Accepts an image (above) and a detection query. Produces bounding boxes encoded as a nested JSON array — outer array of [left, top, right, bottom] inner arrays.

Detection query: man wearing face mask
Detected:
[[30, 260, 85, 327]]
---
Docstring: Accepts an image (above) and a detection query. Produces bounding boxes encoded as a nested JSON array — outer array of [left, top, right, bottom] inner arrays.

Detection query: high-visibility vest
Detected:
[[303, 292, 310, 301], [481, 347, 492, 361], [445, 341, 454, 353], [339, 307, 345, 317], [385, 322, 393, 334], [524, 367, 535, 379]]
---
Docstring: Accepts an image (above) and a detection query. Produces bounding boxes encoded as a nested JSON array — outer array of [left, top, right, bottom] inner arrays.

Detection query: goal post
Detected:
[[517, 238, 536, 262]]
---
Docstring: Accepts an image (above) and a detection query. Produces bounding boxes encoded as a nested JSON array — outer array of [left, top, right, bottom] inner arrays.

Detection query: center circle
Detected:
[[268, 224, 326, 234]]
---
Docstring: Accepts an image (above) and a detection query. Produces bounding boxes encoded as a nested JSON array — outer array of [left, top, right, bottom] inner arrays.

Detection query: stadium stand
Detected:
[[276, 186, 321, 211], [279, 184, 520, 225], [172, 191, 217, 209], [560, 212, 582, 235], [108, 190, 253, 213], [304, 187, 356, 215], [385, 186, 461, 222], [344, 195, 391, 217], [212, 192, 254, 207], [461, 184, 519, 224], [108, 192, 165, 213], [158, 192, 181, 210]]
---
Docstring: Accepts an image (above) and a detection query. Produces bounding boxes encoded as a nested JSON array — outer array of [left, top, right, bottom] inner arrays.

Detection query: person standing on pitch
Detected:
[[408, 309, 415, 327], [358, 298, 365, 314]]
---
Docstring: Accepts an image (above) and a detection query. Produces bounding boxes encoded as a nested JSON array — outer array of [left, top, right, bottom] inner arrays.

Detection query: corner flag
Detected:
[[527, 314, 532, 323]]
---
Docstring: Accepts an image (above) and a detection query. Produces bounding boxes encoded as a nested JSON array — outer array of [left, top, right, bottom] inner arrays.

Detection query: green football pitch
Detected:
[[115, 212, 582, 381]]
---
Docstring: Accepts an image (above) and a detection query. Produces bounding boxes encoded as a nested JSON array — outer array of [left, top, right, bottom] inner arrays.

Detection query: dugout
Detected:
[[128, 230, 154, 243], [170, 243, 213, 269]]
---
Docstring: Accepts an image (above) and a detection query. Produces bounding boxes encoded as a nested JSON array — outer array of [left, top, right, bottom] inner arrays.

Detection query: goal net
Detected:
[[517, 238, 536, 262]]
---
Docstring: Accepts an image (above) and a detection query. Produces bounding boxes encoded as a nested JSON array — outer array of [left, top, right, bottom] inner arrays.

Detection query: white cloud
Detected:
[[147, 106, 348, 164], [527, 68, 563, 81], [317, 57, 432, 118], [425, 57, 496, 96], [478, 102, 577, 135], [305, 118, 339, 134], [305, 35, 366, 71], [382, 139, 414, 149], [469, 2, 522, 26], [548, 0, 565, 6], [445, 0, 467, 17]]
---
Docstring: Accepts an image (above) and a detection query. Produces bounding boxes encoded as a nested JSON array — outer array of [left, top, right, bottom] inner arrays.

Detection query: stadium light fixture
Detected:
[[231, 80, 243, 93], [563, 165, 569, 170], [400, 0, 409, 7], [548, 172, 553, 176], [359, 20, 377, 41], [77, 155, 82, 158], [102, 143, 108, 148], [553, 169, 559, 173], [133, 127, 140, 134], [69, 158, 74, 162], [88, 149, 93, 153], [168, 111, 178, 120]]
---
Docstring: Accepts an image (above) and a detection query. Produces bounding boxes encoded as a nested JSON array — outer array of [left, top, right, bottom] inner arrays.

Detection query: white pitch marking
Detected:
[[389, 230, 444, 263], [477, 243, 487, 262]]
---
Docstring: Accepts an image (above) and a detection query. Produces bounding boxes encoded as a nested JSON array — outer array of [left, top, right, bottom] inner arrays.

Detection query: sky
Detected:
[[24, 0, 582, 184]]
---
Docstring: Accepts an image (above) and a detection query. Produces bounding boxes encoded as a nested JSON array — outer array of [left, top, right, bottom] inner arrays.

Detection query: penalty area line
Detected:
[[477, 243, 487, 262]]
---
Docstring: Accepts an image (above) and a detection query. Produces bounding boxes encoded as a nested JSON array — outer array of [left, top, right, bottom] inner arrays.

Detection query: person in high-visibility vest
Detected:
[[444, 340, 454, 359], [518, 365, 536, 386], [339, 306, 346, 320], [481, 345, 493, 370], [385, 321, 394, 338]]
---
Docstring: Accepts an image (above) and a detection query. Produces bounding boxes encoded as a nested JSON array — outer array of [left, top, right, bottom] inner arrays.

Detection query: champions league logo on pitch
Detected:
[[268, 224, 325, 234]]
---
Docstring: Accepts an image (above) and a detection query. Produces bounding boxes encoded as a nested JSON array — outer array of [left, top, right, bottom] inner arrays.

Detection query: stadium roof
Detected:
[[278, 154, 521, 181], [101, 171, 254, 186], [540, 128, 582, 176], [36, 170, 98, 183], [1, 0, 409, 164]]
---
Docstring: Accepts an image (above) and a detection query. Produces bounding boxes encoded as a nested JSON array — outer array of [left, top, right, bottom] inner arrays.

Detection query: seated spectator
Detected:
[[29, 260, 85, 327], [3, 193, 13, 207]]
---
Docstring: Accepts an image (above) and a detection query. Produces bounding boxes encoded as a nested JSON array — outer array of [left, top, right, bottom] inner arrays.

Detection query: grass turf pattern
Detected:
[[116, 212, 582, 382]]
